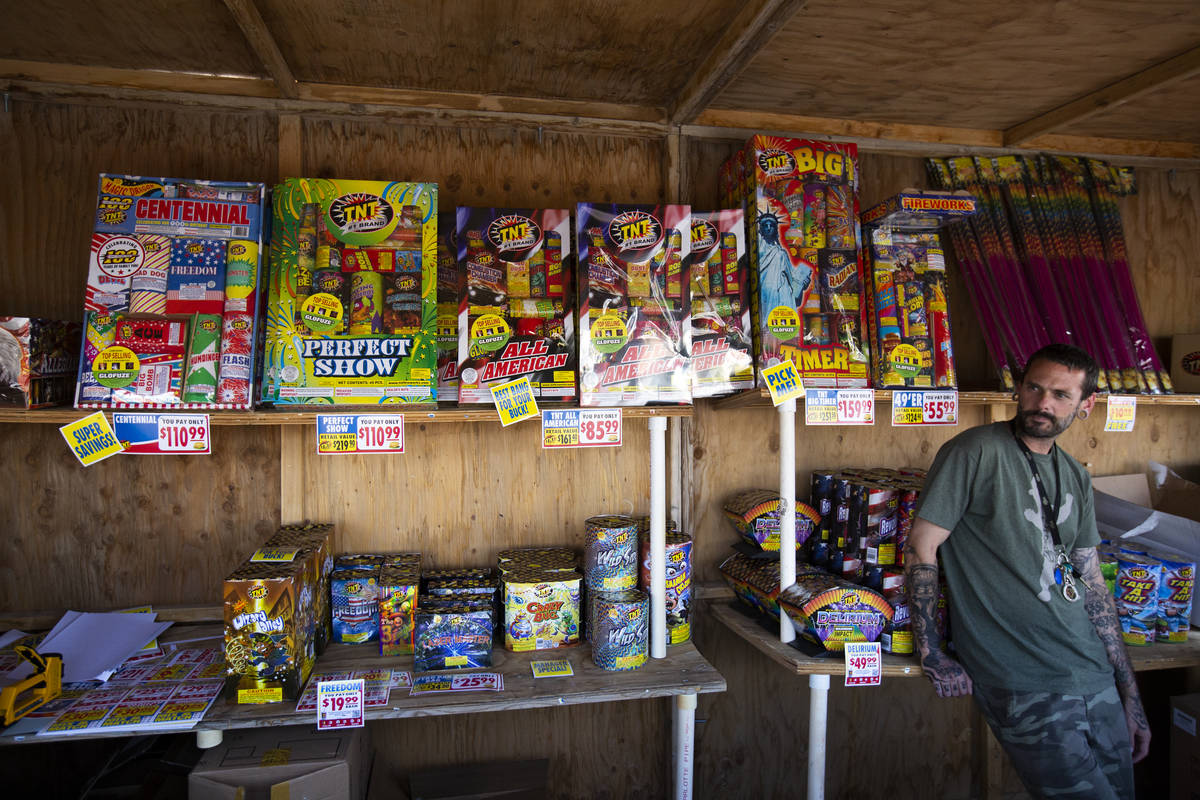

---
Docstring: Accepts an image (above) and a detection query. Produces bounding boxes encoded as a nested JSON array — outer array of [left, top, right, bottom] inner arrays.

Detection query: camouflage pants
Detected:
[[972, 683, 1134, 800]]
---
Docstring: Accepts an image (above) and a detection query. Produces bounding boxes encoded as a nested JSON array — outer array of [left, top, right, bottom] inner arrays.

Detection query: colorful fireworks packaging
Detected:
[[576, 203, 692, 405], [331, 567, 380, 644], [688, 210, 754, 397], [379, 557, 422, 656], [722, 489, 821, 552], [455, 207, 575, 403], [777, 568, 893, 651], [0, 317, 82, 408], [413, 604, 494, 672], [261, 179, 438, 406], [435, 212, 461, 401], [718, 551, 783, 619], [722, 136, 869, 388], [639, 530, 693, 644], [503, 568, 582, 652], [860, 192, 978, 388], [590, 589, 648, 671], [1115, 552, 1161, 646], [584, 515, 640, 592], [78, 174, 266, 409]]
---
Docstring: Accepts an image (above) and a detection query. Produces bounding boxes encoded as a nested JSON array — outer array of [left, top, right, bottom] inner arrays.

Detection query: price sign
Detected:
[[409, 672, 504, 696], [844, 641, 882, 687], [542, 408, 623, 449], [491, 376, 539, 427], [805, 388, 875, 426], [60, 411, 124, 466], [531, 659, 574, 678], [761, 360, 804, 406], [157, 414, 211, 452], [1105, 396, 1136, 432], [315, 415, 405, 455], [316, 679, 364, 729], [891, 390, 959, 426]]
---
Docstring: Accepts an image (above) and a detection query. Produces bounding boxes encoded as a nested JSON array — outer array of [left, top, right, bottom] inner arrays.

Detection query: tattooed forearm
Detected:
[[906, 562, 942, 659], [1071, 547, 1140, 694]]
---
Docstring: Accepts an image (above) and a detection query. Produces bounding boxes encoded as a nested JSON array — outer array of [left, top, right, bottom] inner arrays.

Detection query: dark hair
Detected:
[[1021, 343, 1100, 398]]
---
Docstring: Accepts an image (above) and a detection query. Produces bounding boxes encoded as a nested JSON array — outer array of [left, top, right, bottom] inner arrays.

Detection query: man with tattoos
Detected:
[[905, 343, 1150, 800]]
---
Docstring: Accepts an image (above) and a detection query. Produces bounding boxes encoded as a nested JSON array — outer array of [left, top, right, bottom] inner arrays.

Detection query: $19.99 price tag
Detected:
[[316, 679, 364, 729], [844, 641, 882, 687]]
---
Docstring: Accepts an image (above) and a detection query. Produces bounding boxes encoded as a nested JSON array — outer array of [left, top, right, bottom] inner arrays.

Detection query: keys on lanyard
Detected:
[[1055, 549, 1080, 603]]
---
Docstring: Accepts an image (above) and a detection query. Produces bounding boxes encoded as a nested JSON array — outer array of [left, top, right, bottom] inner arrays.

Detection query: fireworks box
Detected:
[[688, 210, 753, 397], [260, 179, 438, 406], [576, 203, 692, 405], [77, 174, 267, 409], [861, 191, 978, 388], [378, 566, 421, 656], [413, 605, 494, 672], [0, 317, 82, 408], [266, 523, 335, 652], [435, 212, 461, 401], [455, 207, 575, 403], [223, 526, 334, 704], [726, 136, 869, 388]]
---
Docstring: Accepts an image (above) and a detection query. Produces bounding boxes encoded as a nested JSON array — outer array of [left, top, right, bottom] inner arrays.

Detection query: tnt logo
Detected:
[[347, 582, 362, 594], [669, 550, 684, 563], [187, 243, 203, 256], [248, 586, 267, 600], [200, 318, 218, 333], [230, 243, 247, 256], [758, 149, 797, 177], [843, 592, 860, 606], [628, 606, 642, 620], [229, 318, 250, 332], [330, 192, 393, 234]]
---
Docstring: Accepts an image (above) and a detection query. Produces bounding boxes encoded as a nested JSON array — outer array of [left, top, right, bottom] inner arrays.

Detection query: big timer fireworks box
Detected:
[[261, 179, 438, 406]]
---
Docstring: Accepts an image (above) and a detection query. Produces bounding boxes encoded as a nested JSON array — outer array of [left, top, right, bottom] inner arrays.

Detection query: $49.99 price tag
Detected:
[[891, 390, 959, 426], [844, 641, 882, 687], [316, 679, 364, 730]]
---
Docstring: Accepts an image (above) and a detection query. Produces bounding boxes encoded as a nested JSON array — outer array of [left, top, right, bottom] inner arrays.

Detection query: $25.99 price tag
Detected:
[[316, 679, 364, 730], [844, 641, 882, 687]]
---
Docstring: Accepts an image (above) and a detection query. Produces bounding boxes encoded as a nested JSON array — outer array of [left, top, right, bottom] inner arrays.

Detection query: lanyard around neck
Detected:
[[1011, 421, 1064, 548]]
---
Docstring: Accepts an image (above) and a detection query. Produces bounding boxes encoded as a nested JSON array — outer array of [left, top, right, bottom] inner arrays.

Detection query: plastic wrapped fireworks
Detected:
[[722, 489, 821, 552], [435, 212, 461, 401], [777, 568, 893, 651], [688, 210, 754, 397]]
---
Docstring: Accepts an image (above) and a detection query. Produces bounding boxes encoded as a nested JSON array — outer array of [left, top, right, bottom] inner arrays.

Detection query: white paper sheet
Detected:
[[2, 612, 172, 683]]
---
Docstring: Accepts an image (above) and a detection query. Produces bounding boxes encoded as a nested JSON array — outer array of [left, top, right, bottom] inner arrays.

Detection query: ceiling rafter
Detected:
[[222, 0, 298, 99]]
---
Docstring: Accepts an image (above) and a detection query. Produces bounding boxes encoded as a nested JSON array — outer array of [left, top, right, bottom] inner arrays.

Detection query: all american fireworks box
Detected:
[[688, 210, 753, 397], [0, 317, 82, 408], [435, 212, 461, 401], [77, 174, 267, 409], [728, 137, 870, 388], [455, 207, 575, 404], [576, 203, 692, 406], [260, 179, 438, 406]]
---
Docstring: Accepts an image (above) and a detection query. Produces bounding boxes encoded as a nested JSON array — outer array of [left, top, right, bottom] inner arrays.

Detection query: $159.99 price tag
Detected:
[[844, 641, 882, 687], [806, 389, 875, 426], [316, 679, 364, 729]]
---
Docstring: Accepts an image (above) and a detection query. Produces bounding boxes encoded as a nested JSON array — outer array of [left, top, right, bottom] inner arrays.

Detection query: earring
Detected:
[[1079, 410, 1089, 420]]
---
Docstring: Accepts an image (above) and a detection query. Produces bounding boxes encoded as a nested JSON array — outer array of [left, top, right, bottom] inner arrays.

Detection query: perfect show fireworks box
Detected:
[[77, 174, 267, 409], [455, 207, 575, 404], [576, 203, 692, 406], [724, 137, 870, 388], [260, 179, 438, 406]]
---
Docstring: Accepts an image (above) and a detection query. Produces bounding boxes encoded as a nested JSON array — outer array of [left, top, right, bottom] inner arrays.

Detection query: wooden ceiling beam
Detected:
[[1004, 44, 1200, 147], [668, 0, 808, 126], [222, 0, 298, 99]]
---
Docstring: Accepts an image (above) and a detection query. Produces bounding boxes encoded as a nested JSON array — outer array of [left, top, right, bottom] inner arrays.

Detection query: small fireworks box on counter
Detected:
[[688, 210, 754, 397], [576, 203, 692, 405], [502, 568, 582, 652], [724, 136, 869, 388], [260, 178, 438, 406], [77, 174, 267, 409], [379, 554, 422, 656], [455, 207, 576, 404], [435, 213, 461, 401], [0, 317, 82, 408], [223, 524, 334, 703], [860, 190, 977, 388]]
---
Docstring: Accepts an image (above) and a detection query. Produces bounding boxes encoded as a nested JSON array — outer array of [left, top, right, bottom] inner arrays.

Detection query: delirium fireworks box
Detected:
[[576, 203, 691, 405], [0, 317, 82, 408], [726, 137, 869, 388], [688, 210, 753, 397], [77, 174, 267, 409], [455, 208, 575, 403], [260, 179, 438, 406]]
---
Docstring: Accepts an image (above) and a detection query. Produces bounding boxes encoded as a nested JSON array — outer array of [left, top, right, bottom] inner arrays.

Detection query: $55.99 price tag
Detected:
[[891, 390, 959, 426], [844, 641, 882, 687], [316, 679, 364, 730]]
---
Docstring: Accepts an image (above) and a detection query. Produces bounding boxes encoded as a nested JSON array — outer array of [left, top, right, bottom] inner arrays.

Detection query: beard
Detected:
[[1015, 407, 1073, 439]]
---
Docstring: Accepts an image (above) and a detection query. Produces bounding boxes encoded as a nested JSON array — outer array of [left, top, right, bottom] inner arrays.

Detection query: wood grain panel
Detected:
[[2, 98, 279, 319], [1058, 74, 1200, 145], [0, 424, 281, 612], [712, 0, 1200, 132]]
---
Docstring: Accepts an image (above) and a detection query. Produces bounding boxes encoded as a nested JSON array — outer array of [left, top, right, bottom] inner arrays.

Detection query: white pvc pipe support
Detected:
[[807, 673, 830, 800], [196, 729, 223, 749], [778, 398, 797, 643], [673, 692, 697, 800], [649, 416, 668, 659]]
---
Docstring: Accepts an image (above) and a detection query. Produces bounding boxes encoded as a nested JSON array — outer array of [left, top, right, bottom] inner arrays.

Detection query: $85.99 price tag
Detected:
[[844, 641, 882, 687], [316, 679, 364, 730]]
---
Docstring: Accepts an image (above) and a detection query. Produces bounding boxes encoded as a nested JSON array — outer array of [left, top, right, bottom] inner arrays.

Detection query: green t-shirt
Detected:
[[916, 421, 1113, 694]]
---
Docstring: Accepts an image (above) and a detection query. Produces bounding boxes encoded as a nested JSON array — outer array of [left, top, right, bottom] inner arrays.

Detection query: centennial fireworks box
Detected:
[[688, 210, 753, 397], [77, 174, 266, 409], [576, 203, 692, 405], [725, 137, 869, 388], [455, 207, 575, 403], [260, 179, 438, 406], [0, 317, 82, 408]]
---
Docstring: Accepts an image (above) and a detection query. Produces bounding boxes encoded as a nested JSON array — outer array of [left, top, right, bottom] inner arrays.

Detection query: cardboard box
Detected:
[[1171, 693, 1200, 800], [1170, 333, 1200, 394], [189, 727, 370, 800]]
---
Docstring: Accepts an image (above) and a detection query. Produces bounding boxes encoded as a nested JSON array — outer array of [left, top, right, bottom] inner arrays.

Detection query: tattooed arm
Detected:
[[906, 518, 972, 697], [1071, 546, 1151, 763]]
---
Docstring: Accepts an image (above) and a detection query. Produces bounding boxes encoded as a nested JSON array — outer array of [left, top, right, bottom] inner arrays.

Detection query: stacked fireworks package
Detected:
[[415, 567, 498, 671], [721, 137, 870, 388], [584, 515, 649, 670], [77, 174, 267, 409], [260, 179, 438, 405], [498, 547, 582, 653], [688, 211, 754, 396], [435, 213, 460, 401], [860, 192, 977, 388], [455, 208, 575, 403], [576, 204, 691, 405]]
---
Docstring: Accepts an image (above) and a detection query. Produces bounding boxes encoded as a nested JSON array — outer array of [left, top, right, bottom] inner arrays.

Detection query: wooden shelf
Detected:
[[709, 388, 1200, 411], [0, 405, 694, 426]]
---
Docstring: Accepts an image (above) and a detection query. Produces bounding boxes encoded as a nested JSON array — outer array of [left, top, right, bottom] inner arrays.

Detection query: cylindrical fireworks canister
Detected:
[[129, 234, 171, 315], [639, 531, 693, 644], [216, 312, 254, 406], [591, 589, 648, 671], [349, 271, 384, 334], [584, 515, 639, 593], [183, 313, 222, 402], [223, 239, 259, 314]]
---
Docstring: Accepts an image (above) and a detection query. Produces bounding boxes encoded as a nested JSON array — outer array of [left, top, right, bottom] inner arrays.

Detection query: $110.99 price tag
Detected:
[[844, 641, 882, 687], [355, 415, 405, 452], [158, 414, 211, 453], [316, 679, 364, 729]]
